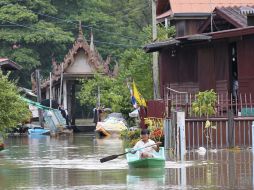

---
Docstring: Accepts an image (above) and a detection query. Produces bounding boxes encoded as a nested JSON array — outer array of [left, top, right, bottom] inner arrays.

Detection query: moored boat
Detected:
[[95, 113, 127, 136], [125, 147, 165, 168], [28, 127, 50, 135]]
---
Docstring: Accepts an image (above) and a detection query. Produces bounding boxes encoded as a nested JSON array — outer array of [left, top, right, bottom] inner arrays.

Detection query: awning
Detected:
[[143, 39, 180, 53], [0, 58, 22, 70], [144, 27, 254, 53]]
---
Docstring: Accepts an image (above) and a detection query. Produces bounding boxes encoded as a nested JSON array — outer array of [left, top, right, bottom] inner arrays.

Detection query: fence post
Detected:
[[252, 121, 254, 153], [228, 110, 234, 148], [176, 111, 186, 161], [164, 119, 171, 150]]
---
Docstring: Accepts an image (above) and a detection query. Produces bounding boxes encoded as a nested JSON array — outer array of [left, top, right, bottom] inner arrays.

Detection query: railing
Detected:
[[185, 118, 253, 149], [162, 91, 254, 149], [168, 92, 254, 118]]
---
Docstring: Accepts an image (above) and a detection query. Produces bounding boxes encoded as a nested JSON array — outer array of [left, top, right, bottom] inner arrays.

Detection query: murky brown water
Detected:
[[0, 133, 253, 189]]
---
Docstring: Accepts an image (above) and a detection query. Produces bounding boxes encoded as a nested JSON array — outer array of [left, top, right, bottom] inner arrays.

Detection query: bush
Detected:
[[0, 71, 31, 136]]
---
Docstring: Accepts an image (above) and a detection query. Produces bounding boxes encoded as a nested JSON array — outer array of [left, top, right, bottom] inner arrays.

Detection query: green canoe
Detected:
[[126, 147, 165, 168]]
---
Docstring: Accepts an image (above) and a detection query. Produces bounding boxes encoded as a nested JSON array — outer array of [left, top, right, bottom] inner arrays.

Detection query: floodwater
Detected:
[[0, 133, 253, 190]]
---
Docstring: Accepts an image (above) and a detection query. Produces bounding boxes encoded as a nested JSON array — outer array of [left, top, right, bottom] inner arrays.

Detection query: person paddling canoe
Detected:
[[131, 129, 162, 158]]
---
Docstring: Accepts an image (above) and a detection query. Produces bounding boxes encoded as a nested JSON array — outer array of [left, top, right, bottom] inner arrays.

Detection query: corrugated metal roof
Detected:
[[216, 6, 251, 27], [0, 58, 22, 70], [144, 26, 254, 52], [198, 6, 254, 33], [0, 58, 8, 62], [240, 6, 254, 14]]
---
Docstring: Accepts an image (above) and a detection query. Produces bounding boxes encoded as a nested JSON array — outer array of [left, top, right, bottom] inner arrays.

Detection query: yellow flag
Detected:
[[132, 81, 147, 107]]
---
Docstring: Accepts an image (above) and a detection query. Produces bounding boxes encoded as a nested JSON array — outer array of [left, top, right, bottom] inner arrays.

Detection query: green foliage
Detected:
[[0, 4, 37, 23], [0, 0, 73, 87], [0, 71, 31, 136], [10, 48, 40, 69], [157, 25, 176, 41], [192, 90, 217, 143], [192, 90, 217, 118], [78, 25, 175, 117], [0, 0, 176, 118], [78, 73, 134, 119], [120, 129, 141, 147]]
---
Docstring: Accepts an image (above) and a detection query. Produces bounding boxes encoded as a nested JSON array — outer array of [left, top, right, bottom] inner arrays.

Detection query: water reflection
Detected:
[[127, 168, 165, 190], [0, 134, 254, 189]]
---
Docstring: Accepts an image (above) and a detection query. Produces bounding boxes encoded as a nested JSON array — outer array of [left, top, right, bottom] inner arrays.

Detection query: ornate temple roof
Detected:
[[40, 22, 111, 89]]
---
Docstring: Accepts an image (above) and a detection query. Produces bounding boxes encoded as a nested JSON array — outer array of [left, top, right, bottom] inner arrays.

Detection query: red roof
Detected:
[[157, 0, 254, 19]]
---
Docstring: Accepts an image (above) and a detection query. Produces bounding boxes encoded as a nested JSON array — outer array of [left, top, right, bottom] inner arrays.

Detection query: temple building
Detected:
[[40, 23, 114, 125]]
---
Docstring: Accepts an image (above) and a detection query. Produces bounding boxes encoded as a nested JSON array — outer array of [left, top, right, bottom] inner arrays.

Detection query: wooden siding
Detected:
[[159, 40, 230, 98], [237, 36, 254, 95], [197, 46, 216, 91]]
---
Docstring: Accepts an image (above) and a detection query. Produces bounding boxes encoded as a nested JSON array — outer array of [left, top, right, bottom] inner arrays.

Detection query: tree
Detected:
[[0, 71, 31, 136], [78, 25, 176, 116], [0, 0, 73, 87], [0, 0, 153, 88]]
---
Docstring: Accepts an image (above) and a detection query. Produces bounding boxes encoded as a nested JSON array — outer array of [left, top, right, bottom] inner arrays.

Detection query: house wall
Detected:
[[174, 20, 205, 37], [237, 36, 254, 95], [159, 41, 230, 98]]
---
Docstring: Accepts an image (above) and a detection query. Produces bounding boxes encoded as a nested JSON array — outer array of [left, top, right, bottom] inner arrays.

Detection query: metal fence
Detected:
[[163, 90, 254, 149], [185, 118, 253, 149]]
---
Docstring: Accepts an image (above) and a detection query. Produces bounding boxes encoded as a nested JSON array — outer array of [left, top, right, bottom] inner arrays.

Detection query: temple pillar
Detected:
[[63, 80, 67, 109]]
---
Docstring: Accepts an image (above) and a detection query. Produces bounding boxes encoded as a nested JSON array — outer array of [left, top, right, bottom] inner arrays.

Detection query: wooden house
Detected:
[[157, 0, 254, 36], [145, 6, 254, 98]]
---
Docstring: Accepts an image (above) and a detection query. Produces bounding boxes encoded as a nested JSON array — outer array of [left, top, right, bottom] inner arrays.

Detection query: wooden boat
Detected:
[[28, 127, 50, 135], [95, 115, 127, 137], [125, 147, 165, 168]]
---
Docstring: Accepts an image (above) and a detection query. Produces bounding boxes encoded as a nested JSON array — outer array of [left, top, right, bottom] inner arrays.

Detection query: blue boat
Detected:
[[28, 127, 50, 135]]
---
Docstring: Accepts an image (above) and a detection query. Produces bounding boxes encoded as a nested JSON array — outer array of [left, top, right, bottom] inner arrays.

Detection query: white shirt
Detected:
[[133, 139, 157, 154]]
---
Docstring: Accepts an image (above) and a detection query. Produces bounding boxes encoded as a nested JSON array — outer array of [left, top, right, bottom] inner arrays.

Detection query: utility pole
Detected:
[[35, 69, 43, 127], [49, 72, 52, 108], [98, 86, 100, 107], [59, 63, 63, 105], [152, 0, 160, 99]]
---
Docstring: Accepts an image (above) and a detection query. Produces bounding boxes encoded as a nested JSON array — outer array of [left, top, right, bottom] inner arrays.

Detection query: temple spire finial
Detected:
[[77, 20, 84, 42]]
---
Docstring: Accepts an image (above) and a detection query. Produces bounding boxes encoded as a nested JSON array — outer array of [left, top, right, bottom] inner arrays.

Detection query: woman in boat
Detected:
[[132, 129, 161, 158]]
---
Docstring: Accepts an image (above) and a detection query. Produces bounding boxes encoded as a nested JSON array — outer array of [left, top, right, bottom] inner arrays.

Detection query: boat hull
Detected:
[[28, 128, 50, 135], [128, 158, 165, 168], [126, 147, 165, 169]]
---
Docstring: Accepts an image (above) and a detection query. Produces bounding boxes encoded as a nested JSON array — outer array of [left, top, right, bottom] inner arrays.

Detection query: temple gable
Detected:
[[65, 50, 93, 74]]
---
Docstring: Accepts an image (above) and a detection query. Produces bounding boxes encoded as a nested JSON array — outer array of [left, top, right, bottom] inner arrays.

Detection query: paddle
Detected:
[[100, 143, 159, 163]]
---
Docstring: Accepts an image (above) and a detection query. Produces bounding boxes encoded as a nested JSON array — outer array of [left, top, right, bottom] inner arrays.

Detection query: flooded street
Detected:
[[0, 133, 253, 189]]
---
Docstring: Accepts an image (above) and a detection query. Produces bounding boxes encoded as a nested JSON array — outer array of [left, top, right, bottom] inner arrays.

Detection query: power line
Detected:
[[35, 12, 139, 41], [1, 21, 141, 48], [86, 5, 150, 27], [87, 39, 140, 48], [0, 2, 141, 41]]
